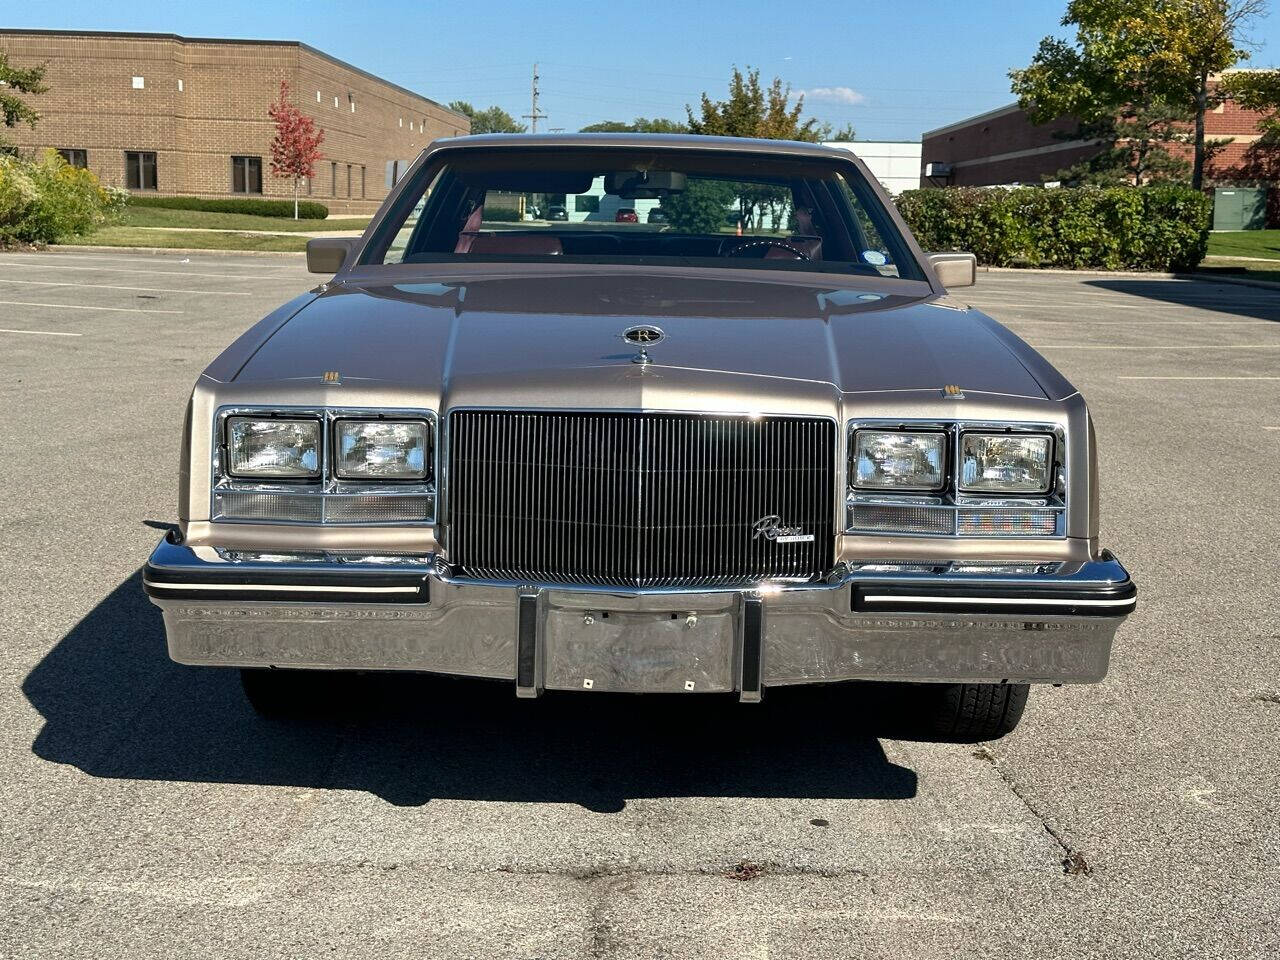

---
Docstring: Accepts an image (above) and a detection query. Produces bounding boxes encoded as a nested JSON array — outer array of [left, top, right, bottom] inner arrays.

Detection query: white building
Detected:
[[823, 140, 922, 195]]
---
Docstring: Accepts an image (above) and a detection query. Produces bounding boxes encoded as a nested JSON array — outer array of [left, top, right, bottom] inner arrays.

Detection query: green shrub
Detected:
[[895, 185, 1211, 271], [126, 194, 330, 219], [0, 150, 122, 244], [480, 206, 521, 222]]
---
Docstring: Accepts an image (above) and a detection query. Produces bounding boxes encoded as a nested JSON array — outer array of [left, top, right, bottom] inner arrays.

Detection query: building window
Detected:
[[125, 151, 157, 190], [306, 177, 312, 196], [58, 149, 88, 168], [399, 117, 403, 128], [177, 79, 184, 92], [316, 90, 322, 103], [334, 96, 339, 109], [231, 156, 263, 194], [574, 195, 599, 213], [346, 164, 352, 198], [360, 166, 365, 199], [331, 161, 337, 196], [131, 76, 145, 89]]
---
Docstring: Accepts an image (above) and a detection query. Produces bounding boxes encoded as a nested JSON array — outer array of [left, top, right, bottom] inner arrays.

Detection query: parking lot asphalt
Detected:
[[1, 249, 1277, 959]]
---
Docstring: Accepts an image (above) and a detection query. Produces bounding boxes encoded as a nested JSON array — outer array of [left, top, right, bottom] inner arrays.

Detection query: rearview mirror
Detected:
[[307, 237, 357, 275], [928, 252, 977, 289]]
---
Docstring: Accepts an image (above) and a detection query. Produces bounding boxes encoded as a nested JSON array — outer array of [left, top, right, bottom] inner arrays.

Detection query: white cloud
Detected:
[[796, 86, 866, 106]]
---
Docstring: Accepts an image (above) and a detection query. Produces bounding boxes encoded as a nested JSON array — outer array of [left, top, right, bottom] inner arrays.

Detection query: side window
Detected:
[[125, 151, 157, 190]]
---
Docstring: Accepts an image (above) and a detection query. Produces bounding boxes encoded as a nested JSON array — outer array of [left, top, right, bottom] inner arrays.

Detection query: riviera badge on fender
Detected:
[[752, 515, 815, 543]]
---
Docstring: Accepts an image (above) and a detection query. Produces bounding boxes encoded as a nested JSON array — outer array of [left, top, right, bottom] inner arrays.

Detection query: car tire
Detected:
[[239, 668, 332, 719], [917, 682, 1030, 741]]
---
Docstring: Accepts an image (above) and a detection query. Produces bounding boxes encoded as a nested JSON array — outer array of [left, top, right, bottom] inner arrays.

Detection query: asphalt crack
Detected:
[[972, 747, 1093, 876]]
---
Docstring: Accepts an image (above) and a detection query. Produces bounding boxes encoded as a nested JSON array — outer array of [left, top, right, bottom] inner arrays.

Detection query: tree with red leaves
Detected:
[[268, 81, 325, 219]]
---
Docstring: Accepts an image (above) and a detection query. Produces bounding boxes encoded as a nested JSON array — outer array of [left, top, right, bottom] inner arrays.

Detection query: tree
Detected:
[[268, 81, 325, 219], [686, 66, 824, 142], [1222, 68, 1280, 141], [825, 122, 858, 141], [447, 100, 526, 134], [660, 179, 737, 233], [580, 117, 687, 133], [1055, 103, 1195, 185], [0, 50, 48, 143], [1011, 0, 1267, 190]]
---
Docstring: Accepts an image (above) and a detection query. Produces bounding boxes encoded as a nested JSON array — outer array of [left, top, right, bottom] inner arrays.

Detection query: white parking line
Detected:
[[0, 261, 301, 282], [1119, 376, 1280, 380], [0, 278, 254, 296], [1034, 344, 1280, 349], [0, 252, 300, 271], [0, 299, 183, 315], [1003, 321, 1274, 330], [0, 327, 83, 337]]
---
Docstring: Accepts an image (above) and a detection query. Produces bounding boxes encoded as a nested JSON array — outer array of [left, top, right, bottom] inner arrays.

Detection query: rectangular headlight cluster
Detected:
[[217, 410, 435, 525], [848, 425, 1060, 538]]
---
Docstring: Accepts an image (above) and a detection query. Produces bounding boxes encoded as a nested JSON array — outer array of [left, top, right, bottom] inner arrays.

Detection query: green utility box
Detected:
[[1212, 187, 1267, 231]]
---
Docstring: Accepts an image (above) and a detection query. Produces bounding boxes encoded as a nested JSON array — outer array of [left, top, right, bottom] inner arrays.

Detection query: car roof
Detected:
[[427, 132, 855, 160]]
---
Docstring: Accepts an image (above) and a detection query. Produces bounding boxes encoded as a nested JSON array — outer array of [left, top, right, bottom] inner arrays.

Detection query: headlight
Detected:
[[852, 430, 946, 491], [226, 418, 320, 479], [335, 420, 429, 480], [960, 433, 1052, 493]]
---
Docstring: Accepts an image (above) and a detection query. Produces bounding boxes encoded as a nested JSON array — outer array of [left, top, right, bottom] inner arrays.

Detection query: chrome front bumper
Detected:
[[143, 536, 1136, 698]]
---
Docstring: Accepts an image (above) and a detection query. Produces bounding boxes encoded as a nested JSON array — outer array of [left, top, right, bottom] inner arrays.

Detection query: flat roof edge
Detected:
[[922, 102, 1023, 140], [0, 27, 469, 122]]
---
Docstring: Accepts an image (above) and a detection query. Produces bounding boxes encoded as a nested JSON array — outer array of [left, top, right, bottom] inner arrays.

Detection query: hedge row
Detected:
[[1, 151, 126, 244], [127, 194, 330, 219], [895, 185, 1211, 271]]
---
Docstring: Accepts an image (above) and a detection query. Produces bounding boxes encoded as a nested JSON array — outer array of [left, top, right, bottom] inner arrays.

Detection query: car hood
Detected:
[[231, 271, 1050, 404]]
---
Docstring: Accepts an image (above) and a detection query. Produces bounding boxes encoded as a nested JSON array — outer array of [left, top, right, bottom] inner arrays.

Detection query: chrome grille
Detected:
[[447, 411, 836, 587]]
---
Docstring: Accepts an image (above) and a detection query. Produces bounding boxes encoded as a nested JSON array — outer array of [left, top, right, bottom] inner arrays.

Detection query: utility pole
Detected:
[[523, 62, 547, 133]]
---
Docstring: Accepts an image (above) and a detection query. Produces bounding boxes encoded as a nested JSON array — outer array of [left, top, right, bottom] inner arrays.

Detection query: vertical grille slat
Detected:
[[448, 411, 835, 588]]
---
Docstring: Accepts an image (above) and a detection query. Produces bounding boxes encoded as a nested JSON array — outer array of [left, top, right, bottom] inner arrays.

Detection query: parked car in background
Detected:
[[615, 207, 639, 223], [144, 134, 1136, 740], [647, 207, 667, 224], [547, 205, 568, 221]]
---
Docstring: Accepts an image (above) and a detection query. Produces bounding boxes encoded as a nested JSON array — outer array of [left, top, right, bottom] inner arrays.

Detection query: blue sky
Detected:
[[5, 0, 1279, 139]]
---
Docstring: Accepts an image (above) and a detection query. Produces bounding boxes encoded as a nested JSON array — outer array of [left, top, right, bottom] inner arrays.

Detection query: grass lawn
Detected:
[[119, 206, 370, 232], [62, 228, 308, 252], [1205, 229, 1280, 261]]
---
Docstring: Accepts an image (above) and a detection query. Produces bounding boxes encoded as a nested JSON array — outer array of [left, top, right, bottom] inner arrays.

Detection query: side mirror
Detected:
[[306, 237, 357, 275], [928, 252, 977, 289]]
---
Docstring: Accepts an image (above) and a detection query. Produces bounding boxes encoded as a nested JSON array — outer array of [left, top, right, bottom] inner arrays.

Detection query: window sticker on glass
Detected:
[[862, 250, 888, 266]]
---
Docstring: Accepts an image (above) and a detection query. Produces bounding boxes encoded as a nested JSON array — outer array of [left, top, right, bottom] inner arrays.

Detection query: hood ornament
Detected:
[[622, 324, 664, 345], [942, 384, 965, 399], [622, 325, 663, 366]]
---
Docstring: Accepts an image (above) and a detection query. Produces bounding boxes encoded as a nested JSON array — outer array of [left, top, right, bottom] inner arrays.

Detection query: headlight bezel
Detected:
[[846, 419, 1067, 539], [333, 417, 432, 482], [212, 406, 438, 526], [224, 415, 323, 481], [958, 431, 1055, 496], [851, 428, 948, 493]]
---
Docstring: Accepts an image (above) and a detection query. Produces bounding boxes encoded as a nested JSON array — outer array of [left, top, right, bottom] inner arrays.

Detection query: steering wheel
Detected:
[[723, 238, 810, 261]]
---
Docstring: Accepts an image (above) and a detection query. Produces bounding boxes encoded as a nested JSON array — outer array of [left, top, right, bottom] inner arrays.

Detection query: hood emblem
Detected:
[[623, 325, 664, 345], [942, 384, 965, 399], [322, 370, 342, 384], [752, 515, 815, 544]]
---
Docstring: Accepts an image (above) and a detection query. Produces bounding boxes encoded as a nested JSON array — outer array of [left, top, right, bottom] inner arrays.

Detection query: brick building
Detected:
[[920, 79, 1278, 191], [0, 29, 469, 215]]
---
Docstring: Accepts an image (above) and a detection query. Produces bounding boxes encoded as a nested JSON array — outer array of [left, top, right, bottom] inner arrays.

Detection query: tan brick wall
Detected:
[[0, 30, 468, 215]]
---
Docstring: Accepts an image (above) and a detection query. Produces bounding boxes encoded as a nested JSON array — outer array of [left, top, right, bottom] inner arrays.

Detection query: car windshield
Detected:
[[362, 145, 924, 280]]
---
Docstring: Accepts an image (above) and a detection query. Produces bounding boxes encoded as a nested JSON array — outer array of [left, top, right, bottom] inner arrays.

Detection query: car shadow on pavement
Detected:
[[23, 570, 919, 812], [1084, 278, 1280, 321]]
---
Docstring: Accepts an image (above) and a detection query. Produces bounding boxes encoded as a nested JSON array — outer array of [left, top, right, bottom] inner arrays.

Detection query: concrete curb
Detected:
[[979, 265, 1280, 291], [49, 245, 305, 259]]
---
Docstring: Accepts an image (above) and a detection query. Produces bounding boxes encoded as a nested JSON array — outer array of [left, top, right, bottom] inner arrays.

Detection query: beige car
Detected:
[[143, 134, 1136, 739]]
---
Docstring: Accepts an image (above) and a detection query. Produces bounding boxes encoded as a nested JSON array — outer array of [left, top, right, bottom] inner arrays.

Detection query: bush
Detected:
[[895, 185, 1211, 271], [0, 150, 123, 244], [126, 194, 330, 219]]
